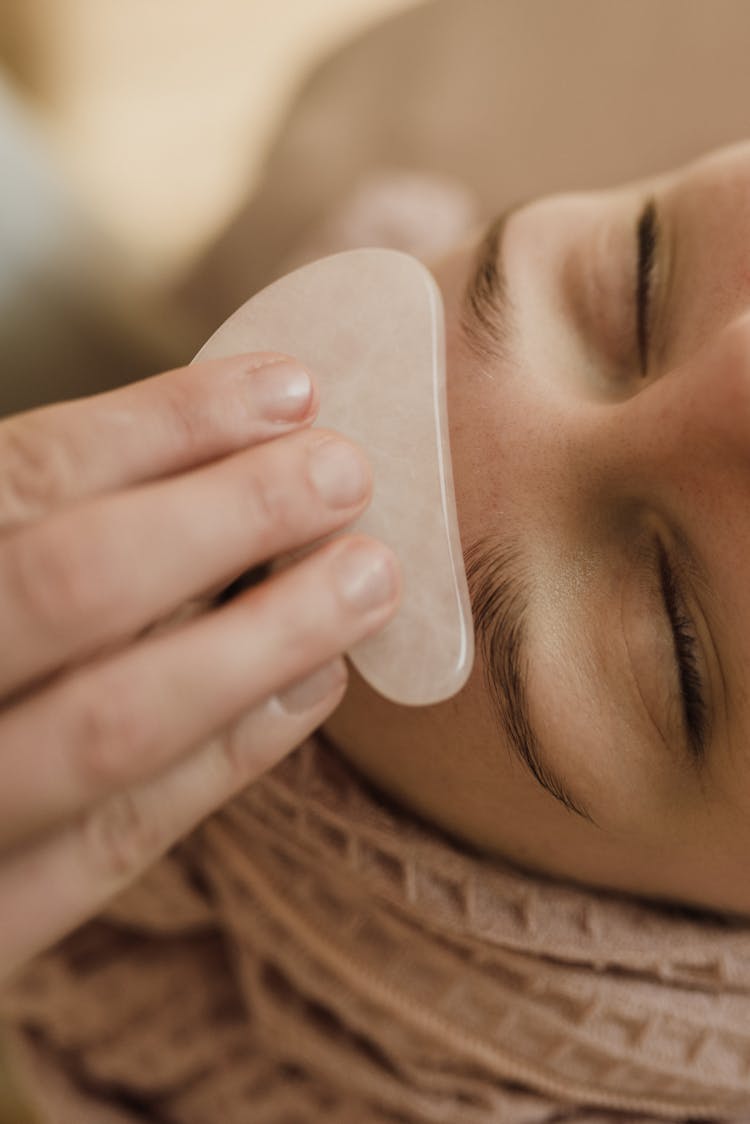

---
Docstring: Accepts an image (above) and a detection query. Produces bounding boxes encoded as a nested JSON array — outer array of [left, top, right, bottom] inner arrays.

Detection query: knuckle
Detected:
[[0, 417, 74, 526], [69, 676, 153, 795], [236, 429, 335, 552], [161, 379, 209, 452], [10, 524, 101, 631], [81, 787, 164, 884], [216, 712, 281, 785], [213, 703, 290, 789], [215, 723, 256, 788], [245, 463, 293, 540], [275, 597, 334, 666]]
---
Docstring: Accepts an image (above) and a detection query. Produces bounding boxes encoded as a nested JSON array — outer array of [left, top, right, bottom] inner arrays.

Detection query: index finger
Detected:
[[0, 353, 317, 533]]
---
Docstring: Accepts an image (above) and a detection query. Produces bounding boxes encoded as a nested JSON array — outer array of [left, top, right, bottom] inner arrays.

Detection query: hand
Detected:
[[0, 353, 400, 981]]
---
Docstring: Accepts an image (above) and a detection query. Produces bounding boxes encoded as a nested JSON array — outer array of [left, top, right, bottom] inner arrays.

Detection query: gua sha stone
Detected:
[[193, 249, 474, 706]]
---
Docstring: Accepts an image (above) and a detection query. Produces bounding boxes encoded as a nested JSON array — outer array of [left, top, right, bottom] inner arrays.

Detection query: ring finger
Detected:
[[0, 533, 399, 850], [0, 651, 350, 982]]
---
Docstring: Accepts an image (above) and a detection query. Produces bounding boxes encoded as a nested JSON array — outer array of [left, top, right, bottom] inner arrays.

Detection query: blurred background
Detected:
[[1, 0, 422, 281], [0, 0, 423, 416], [1, 0, 749, 1117]]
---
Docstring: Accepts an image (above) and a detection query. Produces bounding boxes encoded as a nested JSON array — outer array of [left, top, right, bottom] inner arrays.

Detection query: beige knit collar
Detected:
[[169, 735, 750, 1119], [9, 735, 750, 1122]]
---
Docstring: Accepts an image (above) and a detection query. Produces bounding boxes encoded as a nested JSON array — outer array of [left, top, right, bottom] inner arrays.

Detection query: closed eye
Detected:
[[635, 198, 659, 375], [656, 541, 709, 761]]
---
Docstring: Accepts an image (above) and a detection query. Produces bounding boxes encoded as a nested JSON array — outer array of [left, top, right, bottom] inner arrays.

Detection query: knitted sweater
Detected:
[[4, 734, 750, 1122]]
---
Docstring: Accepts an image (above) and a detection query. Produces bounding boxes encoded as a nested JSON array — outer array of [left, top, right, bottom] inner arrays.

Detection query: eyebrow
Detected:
[[461, 209, 595, 824], [461, 202, 526, 364], [464, 537, 595, 823]]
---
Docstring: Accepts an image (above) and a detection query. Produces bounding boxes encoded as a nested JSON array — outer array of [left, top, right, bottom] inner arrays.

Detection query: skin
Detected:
[[0, 354, 401, 980], [7, 140, 750, 974], [323, 140, 750, 917]]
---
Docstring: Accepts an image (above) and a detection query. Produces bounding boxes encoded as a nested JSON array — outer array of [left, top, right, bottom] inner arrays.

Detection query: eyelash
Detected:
[[656, 544, 708, 760], [634, 204, 708, 758], [635, 199, 658, 375]]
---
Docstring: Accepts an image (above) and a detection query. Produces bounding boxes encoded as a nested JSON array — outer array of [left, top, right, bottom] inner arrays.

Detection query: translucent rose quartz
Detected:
[[193, 249, 474, 705]]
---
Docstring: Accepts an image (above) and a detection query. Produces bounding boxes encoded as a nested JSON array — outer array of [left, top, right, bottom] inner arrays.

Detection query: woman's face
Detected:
[[323, 140, 750, 916]]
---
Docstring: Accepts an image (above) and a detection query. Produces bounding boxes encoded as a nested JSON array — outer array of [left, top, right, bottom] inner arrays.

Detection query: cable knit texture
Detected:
[[3, 735, 750, 1122]]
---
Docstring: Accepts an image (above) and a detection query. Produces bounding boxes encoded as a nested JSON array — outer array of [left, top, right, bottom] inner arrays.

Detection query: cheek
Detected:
[[429, 662, 578, 856], [525, 553, 697, 839]]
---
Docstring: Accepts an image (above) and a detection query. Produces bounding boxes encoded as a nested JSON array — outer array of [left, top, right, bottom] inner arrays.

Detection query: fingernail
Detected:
[[253, 360, 314, 422], [309, 437, 370, 508], [334, 541, 398, 613], [274, 658, 347, 715]]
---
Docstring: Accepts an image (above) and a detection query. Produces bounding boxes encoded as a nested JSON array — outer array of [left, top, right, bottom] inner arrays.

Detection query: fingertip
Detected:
[[248, 357, 318, 425]]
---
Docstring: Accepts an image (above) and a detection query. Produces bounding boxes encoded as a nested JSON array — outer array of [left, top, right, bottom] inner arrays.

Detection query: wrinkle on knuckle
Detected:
[[215, 719, 261, 788], [81, 787, 163, 884], [225, 708, 290, 780], [10, 525, 101, 632], [246, 466, 291, 541], [161, 380, 209, 452], [0, 418, 74, 526], [70, 677, 153, 795]]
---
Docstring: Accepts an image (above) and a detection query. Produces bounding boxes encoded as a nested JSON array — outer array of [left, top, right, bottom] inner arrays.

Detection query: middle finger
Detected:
[[0, 531, 398, 852], [0, 426, 371, 696]]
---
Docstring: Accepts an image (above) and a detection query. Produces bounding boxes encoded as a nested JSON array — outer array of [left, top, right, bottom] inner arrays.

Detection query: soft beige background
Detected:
[[2, 0, 424, 281], [0, 0, 425, 415]]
